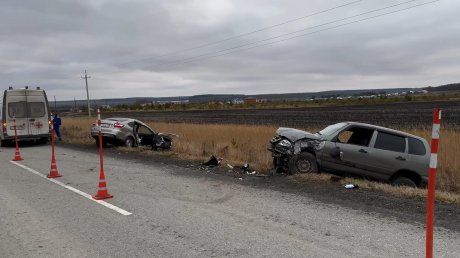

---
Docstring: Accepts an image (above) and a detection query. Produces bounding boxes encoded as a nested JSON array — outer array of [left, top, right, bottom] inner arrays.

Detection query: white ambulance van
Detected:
[[1, 86, 51, 145]]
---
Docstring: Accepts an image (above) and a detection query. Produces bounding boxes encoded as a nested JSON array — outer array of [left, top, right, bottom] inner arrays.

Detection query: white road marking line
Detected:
[[10, 161, 132, 216]]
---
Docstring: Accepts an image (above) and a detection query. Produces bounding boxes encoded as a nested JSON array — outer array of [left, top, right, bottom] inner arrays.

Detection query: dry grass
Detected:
[[61, 118, 460, 204], [152, 122, 279, 171], [61, 117, 95, 145]]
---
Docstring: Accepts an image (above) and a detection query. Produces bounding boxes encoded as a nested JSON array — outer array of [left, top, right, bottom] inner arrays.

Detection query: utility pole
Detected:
[[54, 96, 57, 110], [74, 97, 77, 111], [81, 70, 91, 118]]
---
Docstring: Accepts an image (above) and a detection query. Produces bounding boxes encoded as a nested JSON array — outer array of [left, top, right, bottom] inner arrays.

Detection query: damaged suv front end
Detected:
[[267, 127, 325, 174]]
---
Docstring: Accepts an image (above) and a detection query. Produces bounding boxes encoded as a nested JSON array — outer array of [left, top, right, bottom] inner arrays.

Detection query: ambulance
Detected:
[[1, 86, 51, 145]]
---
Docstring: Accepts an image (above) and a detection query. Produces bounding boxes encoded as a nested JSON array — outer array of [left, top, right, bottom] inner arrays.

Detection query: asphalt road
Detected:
[[1, 144, 459, 257]]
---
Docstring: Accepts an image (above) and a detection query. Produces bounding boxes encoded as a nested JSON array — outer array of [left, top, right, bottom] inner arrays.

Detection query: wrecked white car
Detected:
[[91, 118, 175, 150], [267, 122, 430, 187]]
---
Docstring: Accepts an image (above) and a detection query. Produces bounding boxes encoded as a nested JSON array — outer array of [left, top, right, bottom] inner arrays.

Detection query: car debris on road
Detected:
[[203, 155, 222, 167], [226, 163, 257, 176], [344, 184, 359, 189]]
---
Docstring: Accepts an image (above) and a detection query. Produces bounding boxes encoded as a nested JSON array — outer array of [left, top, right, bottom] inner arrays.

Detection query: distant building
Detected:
[[244, 97, 257, 104], [152, 100, 190, 105], [232, 98, 244, 104], [256, 98, 268, 103]]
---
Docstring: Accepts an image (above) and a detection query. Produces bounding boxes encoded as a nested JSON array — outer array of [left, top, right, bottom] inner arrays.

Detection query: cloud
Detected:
[[0, 0, 458, 100]]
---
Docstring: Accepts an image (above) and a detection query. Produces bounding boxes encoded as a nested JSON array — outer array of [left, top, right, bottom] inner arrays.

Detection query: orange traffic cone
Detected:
[[47, 156, 62, 178], [93, 177, 113, 200], [12, 147, 23, 161]]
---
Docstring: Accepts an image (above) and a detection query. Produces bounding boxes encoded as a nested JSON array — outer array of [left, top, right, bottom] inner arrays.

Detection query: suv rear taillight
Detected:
[[114, 122, 124, 128], [2, 121, 6, 133]]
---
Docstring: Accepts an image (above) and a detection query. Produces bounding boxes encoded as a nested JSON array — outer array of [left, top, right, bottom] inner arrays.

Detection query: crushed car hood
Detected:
[[276, 127, 320, 142]]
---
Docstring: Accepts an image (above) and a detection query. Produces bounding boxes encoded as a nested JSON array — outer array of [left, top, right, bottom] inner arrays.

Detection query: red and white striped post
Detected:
[[426, 107, 441, 258], [93, 109, 113, 200]]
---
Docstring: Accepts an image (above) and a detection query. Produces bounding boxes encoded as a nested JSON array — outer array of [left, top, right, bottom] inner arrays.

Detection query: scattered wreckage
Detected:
[[267, 122, 430, 187], [202, 155, 257, 176]]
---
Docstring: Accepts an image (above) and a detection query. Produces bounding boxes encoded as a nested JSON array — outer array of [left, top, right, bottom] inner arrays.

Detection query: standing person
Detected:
[[53, 113, 62, 141]]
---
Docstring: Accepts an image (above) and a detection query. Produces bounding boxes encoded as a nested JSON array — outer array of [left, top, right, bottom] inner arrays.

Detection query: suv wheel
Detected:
[[288, 152, 318, 174], [392, 176, 418, 187], [124, 136, 134, 147]]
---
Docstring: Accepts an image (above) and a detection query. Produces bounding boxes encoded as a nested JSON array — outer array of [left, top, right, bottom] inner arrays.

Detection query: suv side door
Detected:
[[365, 130, 408, 180], [321, 125, 376, 177]]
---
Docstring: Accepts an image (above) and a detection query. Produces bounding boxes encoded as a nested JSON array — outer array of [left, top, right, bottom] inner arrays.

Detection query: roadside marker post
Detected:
[[12, 115, 24, 161], [426, 108, 441, 258], [93, 109, 113, 200], [47, 113, 62, 178]]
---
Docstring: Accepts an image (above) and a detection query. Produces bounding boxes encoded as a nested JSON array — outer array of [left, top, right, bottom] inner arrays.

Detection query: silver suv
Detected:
[[91, 117, 172, 150], [267, 122, 430, 187]]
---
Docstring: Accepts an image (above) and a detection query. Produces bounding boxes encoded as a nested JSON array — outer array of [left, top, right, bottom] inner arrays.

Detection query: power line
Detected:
[[147, 0, 438, 69], [118, 0, 363, 66], [147, 0, 423, 68]]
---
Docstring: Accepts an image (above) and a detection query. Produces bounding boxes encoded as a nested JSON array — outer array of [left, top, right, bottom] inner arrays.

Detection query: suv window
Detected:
[[375, 131, 406, 153], [408, 137, 426, 156], [319, 122, 347, 136], [337, 127, 374, 147]]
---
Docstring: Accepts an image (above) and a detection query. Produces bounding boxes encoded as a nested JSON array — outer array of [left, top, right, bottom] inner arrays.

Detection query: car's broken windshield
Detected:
[[318, 122, 348, 136]]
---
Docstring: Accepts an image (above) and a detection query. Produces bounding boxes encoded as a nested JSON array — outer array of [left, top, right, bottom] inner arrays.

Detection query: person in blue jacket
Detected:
[[53, 113, 62, 141]]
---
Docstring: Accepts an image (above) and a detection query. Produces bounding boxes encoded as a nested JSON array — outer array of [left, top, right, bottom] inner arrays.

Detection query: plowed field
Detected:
[[106, 100, 460, 128]]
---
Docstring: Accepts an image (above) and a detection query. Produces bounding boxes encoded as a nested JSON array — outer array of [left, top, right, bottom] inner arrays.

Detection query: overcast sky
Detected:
[[1, 0, 458, 100]]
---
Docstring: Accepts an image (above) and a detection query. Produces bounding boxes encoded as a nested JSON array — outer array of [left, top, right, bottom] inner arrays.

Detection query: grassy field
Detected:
[[62, 118, 460, 203]]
